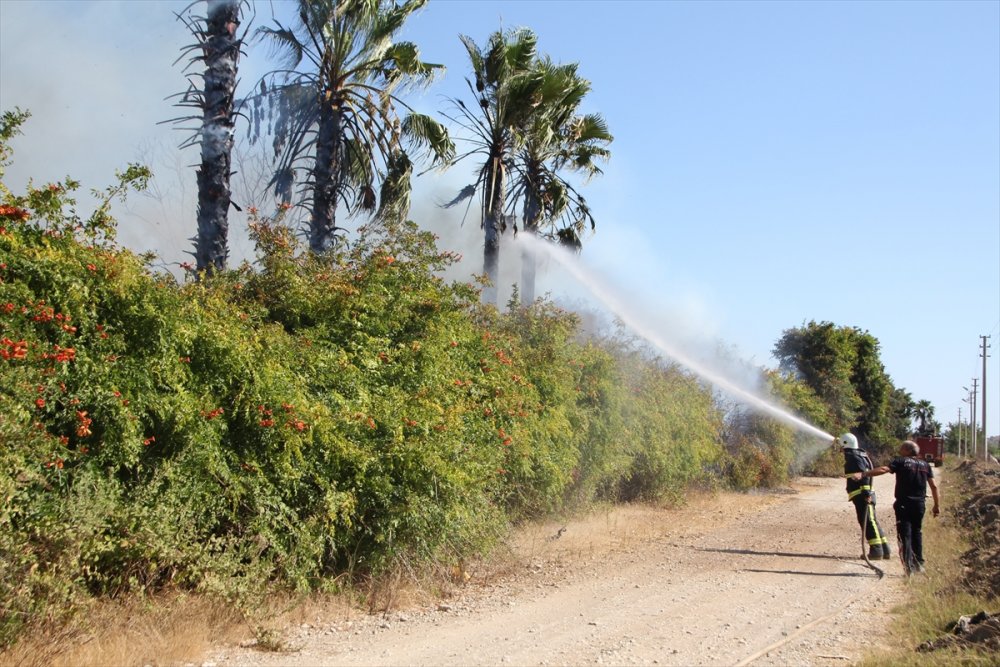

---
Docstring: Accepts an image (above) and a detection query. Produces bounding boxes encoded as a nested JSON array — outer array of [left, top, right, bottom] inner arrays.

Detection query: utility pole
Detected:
[[958, 407, 963, 458], [972, 380, 979, 460], [965, 382, 978, 459], [982, 335, 991, 463]]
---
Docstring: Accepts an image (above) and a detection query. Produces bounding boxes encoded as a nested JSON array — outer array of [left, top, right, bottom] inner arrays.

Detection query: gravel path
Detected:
[[208, 474, 908, 666]]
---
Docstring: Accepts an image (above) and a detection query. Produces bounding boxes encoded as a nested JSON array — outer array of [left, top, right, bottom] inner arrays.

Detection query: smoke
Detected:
[[517, 232, 834, 442]]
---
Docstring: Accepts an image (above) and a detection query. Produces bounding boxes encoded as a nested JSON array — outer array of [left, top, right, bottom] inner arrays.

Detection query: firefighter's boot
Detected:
[[881, 544, 892, 560], [867, 546, 884, 560]]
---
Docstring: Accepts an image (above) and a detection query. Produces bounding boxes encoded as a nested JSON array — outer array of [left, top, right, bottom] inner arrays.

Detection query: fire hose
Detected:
[[735, 493, 884, 666]]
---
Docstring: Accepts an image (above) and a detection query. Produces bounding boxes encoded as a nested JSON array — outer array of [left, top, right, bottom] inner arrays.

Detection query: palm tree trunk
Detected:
[[520, 162, 543, 304], [483, 156, 505, 305], [195, 0, 240, 275], [311, 100, 341, 253]]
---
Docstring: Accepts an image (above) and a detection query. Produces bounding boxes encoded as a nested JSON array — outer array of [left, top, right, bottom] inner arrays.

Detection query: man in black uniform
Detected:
[[854, 440, 940, 575], [839, 433, 890, 560]]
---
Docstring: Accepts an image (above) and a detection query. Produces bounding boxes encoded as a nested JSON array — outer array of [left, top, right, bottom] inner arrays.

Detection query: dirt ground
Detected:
[[205, 473, 910, 667]]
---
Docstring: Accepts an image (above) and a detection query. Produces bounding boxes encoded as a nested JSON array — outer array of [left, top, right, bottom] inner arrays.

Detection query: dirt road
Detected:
[[210, 474, 908, 666]]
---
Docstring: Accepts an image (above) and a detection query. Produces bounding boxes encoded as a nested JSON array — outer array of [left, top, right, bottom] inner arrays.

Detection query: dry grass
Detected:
[[0, 487, 789, 667], [0, 589, 369, 667], [859, 464, 1000, 667], [1, 593, 246, 667]]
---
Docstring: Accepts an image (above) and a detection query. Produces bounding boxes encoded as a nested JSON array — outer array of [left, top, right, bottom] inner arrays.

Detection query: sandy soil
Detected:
[[207, 473, 909, 667]]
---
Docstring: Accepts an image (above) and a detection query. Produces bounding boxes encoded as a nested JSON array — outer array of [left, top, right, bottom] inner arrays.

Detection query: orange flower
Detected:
[[0, 338, 28, 360], [75, 411, 92, 438], [260, 418, 274, 427], [143, 436, 155, 446], [0, 205, 30, 221], [201, 407, 224, 421]]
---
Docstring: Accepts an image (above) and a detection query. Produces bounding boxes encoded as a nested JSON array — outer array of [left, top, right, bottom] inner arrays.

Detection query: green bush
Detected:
[[0, 110, 799, 647]]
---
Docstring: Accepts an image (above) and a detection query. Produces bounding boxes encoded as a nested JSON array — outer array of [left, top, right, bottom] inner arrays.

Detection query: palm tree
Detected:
[[913, 399, 936, 436], [251, 0, 453, 252], [511, 57, 611, 303], [172, 0, 246, 274], [442, 28, 545, 304]]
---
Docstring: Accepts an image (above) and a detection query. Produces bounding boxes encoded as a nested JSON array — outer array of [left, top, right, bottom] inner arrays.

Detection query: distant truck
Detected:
[[913, 435, 944, 467]]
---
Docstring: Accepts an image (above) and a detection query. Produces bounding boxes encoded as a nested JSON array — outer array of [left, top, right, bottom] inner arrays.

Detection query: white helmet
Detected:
[[839, 433, 859, 450]]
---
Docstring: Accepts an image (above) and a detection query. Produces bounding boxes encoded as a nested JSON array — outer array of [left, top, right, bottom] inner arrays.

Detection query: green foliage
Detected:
[[0, 119, 738, 647], [773, 320, 911, 455]]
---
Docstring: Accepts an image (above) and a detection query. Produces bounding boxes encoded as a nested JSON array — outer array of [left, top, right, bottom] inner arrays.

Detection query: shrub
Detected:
[[0, 110, 794, 647]]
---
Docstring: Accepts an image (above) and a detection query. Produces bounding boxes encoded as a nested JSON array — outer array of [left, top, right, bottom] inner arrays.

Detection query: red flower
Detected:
[[259, 418, 274, 427], [143, 436, 155, 447], [86, 264, 97, 272], [75, 411, 92, 438], [201, 407, 224, 421], [1, 338, 28, 361], [0, 205, 30, 221], [34, 398, 45, 409]]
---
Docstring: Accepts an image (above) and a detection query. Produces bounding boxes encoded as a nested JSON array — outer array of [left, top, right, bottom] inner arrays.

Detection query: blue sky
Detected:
[[1, 0, 997, 439]]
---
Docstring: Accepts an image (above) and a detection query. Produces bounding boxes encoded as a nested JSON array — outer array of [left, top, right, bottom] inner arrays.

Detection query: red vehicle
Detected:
[[913, 435, 944, 467]]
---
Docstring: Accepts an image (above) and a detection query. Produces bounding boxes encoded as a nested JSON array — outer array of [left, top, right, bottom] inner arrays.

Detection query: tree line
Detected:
[[175, 0, 611, 306], [172, 1, 941, 461]]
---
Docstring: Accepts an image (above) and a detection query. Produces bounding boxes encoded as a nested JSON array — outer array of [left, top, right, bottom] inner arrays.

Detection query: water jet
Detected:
[[518, 234, 834, 443]]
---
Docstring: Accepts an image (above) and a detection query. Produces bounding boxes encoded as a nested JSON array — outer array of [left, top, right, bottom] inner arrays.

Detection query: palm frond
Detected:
[[376, 150, 413, 223], [443, 184, 476, 209], [255, 24, 307, 69], [401, 113, 454, 166]]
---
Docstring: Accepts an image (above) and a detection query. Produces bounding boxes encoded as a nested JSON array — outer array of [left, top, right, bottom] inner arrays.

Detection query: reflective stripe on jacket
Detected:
[[843, 448, 875, 501]]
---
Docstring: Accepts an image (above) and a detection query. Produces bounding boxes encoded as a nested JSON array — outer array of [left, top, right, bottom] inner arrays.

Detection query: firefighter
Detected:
[[854, 440, 940, 575], [840, 433, 891, 560]]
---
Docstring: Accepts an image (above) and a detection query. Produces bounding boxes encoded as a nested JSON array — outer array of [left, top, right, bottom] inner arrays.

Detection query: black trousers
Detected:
[[851, 496, 889, 552], [893, 499, 926, 572]]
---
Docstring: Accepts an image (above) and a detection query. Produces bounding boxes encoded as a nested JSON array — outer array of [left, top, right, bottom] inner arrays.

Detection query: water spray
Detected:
[[518, 234, 834, 442]]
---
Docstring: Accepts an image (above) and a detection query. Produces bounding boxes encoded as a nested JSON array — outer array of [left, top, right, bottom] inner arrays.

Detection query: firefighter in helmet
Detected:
[[840, 433, 891, 560]]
